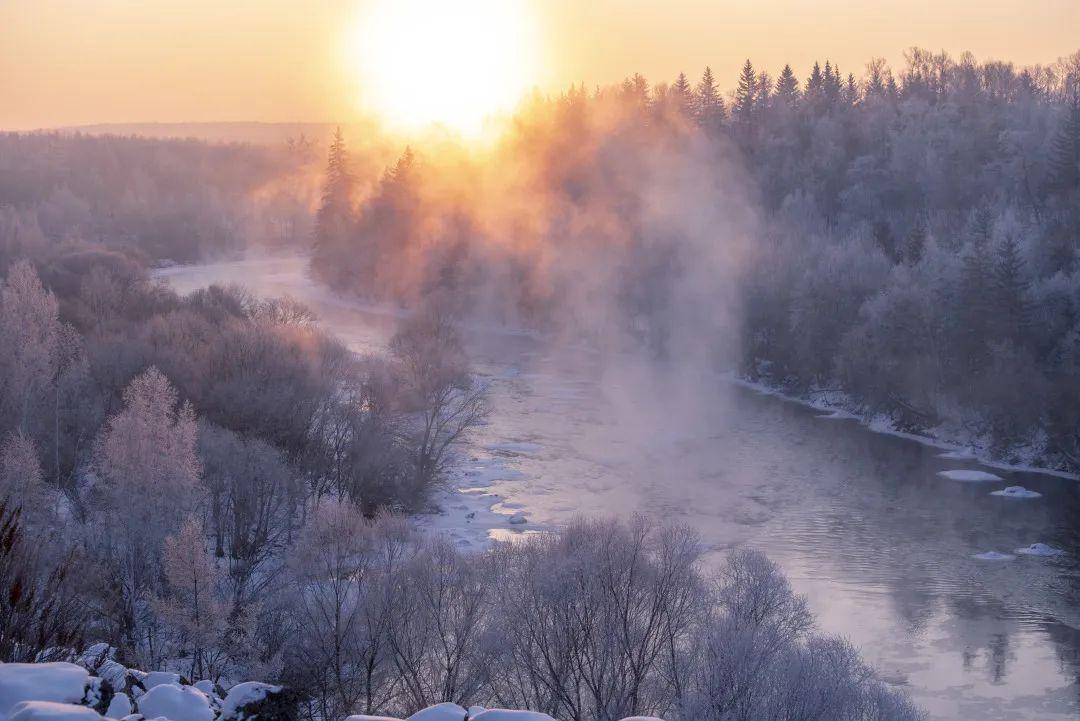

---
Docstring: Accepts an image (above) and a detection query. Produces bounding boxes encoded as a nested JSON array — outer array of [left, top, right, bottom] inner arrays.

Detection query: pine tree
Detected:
[[313, 127, 354, 271], [672, 72, 693, 116], [1047, 96, 1080, 196], [696, 66, 726, 131], [775, 64, 800, 107], [733, 59, 757, 125], [805, 62, 825, 110], [992, 236, 1033, 342]]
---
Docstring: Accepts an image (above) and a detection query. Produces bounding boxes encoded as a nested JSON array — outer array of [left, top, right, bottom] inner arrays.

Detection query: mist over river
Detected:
[[158, 255, 1080, 721]]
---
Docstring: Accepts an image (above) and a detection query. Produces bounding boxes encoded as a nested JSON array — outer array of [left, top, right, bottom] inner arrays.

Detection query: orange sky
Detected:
[[2, 0, 1079, 131]]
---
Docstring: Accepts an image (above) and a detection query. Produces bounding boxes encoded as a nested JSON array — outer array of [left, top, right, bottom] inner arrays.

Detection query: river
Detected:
[[157, 255, 1080, 721]]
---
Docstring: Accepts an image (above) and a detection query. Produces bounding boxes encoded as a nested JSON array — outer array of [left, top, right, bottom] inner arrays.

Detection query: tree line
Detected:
[[312, 47, 1080, 471], [0, 244, 487, 678]]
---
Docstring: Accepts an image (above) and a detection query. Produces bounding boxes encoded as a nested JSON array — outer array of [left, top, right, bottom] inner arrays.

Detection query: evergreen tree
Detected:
[[672, 72, 693, 116], [992, 236, 1032, 342], [313, 127, 353, 270], [733, 59, 757, 124], [805, 62, 825, 110], [775, 64, 800, 107], [1047, 96, 1080, 196], [696, 66, 726, 131]]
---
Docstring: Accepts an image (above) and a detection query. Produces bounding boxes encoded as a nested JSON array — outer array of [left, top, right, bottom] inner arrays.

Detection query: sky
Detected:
[[2, 0, 1079, 131]]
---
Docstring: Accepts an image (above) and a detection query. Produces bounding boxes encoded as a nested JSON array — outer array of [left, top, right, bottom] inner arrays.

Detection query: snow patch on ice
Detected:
[[1015, 543, 1065, 557], [973, 551, 1015, 561], [990, 486, 1042, 499], [937, 469, 1003, 482]]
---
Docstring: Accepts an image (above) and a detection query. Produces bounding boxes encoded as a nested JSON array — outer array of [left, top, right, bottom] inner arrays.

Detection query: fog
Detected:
[[2, 46, 1080, 721]]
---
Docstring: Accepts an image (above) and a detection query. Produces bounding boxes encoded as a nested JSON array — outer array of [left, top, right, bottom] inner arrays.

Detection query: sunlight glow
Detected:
[[350, 0, 543, 137]]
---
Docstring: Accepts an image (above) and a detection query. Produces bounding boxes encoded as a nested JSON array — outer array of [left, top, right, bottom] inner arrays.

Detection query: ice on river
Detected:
[[973, 551, 1016, 561], [990, 486, 1042, 499], [937, 469, 1004, 482], [1015, 543, 1065, 557]]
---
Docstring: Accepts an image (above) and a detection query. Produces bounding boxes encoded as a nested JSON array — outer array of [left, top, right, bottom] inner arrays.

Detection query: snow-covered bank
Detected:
[[0, 658, 638, 721], [725, 373, 1080, 481]]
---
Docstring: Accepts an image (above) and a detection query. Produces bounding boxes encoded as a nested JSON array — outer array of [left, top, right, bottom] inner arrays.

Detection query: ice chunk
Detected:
[[990, 486, 1042, 499], [136, 685, 213, 721], [973, 551, 1015, 561], [406, 703, 468, 721], [0, 663, 89, 717], [6, 702, 102, 721], [471, 711, 556, 721], [937, 469, 1003, 482], [1015, 543, 1065, 557], [105, 693, 132, 719]]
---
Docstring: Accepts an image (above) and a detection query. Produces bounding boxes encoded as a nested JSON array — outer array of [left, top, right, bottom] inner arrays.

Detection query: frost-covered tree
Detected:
[[155, 515, 228, 681]]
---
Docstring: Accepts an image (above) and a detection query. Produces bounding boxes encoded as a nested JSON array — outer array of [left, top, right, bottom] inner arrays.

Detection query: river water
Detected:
[[158, 255, 1080, 721]]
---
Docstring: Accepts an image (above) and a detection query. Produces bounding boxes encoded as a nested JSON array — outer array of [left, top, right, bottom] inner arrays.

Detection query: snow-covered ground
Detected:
[[156, 256, 1080, 721]]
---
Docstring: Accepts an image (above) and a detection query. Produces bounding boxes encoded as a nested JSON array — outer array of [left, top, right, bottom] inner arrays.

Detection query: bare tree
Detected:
[[389, 305, 488, 507]]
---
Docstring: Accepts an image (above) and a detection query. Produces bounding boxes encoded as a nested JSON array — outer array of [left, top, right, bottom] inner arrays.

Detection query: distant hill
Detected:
[[46, 121, 381, 146]]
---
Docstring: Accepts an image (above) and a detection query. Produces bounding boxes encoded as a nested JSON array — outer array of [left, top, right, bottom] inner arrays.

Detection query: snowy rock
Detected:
[[1015, 543, 1065, 557], [937, 469, 1003, 482], [105, 694, 132, 719], [136, 685, 213, 721], [219, 682, 295, 721], [990, 486, 1042, 499], [973, 551, 1015, 561], [466, 707, 486, 720], [6, 702, 103, 721], [405, 703, 468, 721], [508, 513, 527, 525], [470, 711, 555, 721], [139, 674, 180, 692], [344, 716, 403, 721], [191, 683, 216, 699], [0, 663, 90, 717]]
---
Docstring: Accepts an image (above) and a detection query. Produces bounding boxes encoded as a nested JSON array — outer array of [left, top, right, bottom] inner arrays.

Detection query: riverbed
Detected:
[[157, 255, 1080, 721]]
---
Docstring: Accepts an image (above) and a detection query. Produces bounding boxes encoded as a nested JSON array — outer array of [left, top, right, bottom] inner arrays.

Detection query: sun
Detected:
[[349, 0, 543, 137]]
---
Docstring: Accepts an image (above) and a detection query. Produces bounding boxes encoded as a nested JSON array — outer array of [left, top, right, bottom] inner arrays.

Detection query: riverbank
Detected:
[[726, 372, 1080, 481]]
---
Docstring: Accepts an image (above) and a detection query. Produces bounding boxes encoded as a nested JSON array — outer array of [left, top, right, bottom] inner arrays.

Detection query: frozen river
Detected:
[[158, 255, 1080, 721]]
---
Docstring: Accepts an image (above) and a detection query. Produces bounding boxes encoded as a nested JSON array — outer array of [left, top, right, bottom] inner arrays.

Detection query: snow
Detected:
[[990, 485, 1042, 499], [485, 442, 542, 455], [105, 694, 131, 719], [141, 673, 180, 691], [470, 711, 556, 721], [973, 551, 1015, 561], [618, 717, 667, 721], [1015, 543, 1065, 557], [191, 682, 216, 698], [405, 703, 467, 721], [5, 702, 101, 721], [136, 685, 213, 721], [937, 450, 975, 460], [936, 469, 1003, 482], [467, 708, 486, 719], [508, 513, 528, 525], [219, 682, 281, 721], [0, 663, 89, 718], [344, 716, 402, 721]]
